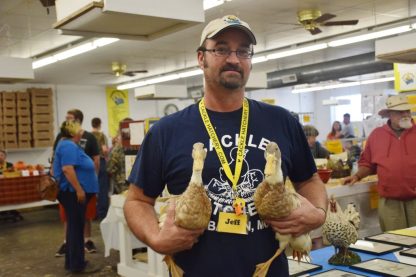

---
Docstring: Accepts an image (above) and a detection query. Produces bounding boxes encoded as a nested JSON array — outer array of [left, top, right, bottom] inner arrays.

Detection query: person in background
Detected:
[[326, 120, 343, 140], [107, 131, 127, 194], [91, 117, 110, 220], [340, 113, 355, 138], [0, 149, 13, 175], [107, 118, 133, 194], [344, 95, 416, 231], [304, 125, 330, 159], [53, 109, 100, 257], [124, 15, 327, 276], [53, 121, 100, 273]]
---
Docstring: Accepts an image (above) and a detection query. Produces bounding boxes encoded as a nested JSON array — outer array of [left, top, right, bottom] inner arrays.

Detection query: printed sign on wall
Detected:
[[394, 63, 416, 92], [106, 87, 130, 138]]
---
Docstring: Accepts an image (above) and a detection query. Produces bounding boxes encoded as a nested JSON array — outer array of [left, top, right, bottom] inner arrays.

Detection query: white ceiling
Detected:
[[0, 0, 415, 87]]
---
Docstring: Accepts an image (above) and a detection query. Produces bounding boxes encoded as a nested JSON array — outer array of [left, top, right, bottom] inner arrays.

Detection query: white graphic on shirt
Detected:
[[205, 146, 263, 214]]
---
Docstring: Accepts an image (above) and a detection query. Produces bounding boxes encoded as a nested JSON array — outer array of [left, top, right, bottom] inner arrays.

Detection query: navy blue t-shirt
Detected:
[[129, 99, 316, 277]]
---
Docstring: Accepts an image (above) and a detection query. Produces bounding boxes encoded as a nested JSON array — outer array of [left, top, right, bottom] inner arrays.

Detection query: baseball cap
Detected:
[[200, 15, 257, 46], [378, 94, 414, 118]]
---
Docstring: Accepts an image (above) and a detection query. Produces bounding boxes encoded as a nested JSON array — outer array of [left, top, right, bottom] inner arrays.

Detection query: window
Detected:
[[331, 94, 371, 122]]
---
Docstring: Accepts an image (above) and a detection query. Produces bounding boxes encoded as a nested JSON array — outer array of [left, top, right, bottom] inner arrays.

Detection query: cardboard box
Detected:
[[4, 141, 18, 149], [18, 132, 32, 141], [2, 92, 16, 101], [31, 105, 53, 114], [3, 116, 16, 125], [32, 138, 53, 147], [3, 125, 17, 133], [16, 92, 30, 100], [2, 107, 16, 116], [32, 122, 53, 132], [17, 106, 30, 116], [17, 98, 30, 108], [32, 130, 54, 140], [2, 99, 16, 108], [32, 114, 53, 123], [17, 115, 31, 124], [4, 133, 17, 141], [18, 124, 32, 132], [18, 140, 32, 149], [28, 88, 53, 97]]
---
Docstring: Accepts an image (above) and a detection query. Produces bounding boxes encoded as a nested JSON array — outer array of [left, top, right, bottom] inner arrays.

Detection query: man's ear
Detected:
[[197, 51, 204, 69]]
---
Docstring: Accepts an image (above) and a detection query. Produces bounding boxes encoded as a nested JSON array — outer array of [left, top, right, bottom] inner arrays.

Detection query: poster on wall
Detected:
[[106, 86, 130, 138], [394, 63, 416, 92]]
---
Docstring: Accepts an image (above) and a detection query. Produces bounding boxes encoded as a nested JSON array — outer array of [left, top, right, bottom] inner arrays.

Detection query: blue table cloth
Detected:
[[309, 246, 398, 276]]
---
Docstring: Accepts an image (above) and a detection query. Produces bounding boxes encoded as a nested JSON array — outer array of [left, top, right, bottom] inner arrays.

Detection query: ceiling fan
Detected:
[[91, 62, 148, 77], [297, 9, 359, 35]]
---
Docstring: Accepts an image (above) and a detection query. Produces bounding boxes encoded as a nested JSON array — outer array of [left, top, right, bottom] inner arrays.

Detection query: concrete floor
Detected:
[[0, 206, 121, 277]]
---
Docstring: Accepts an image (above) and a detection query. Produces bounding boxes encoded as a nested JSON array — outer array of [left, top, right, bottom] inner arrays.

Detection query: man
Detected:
[[91, 117, 110, 220], [344, 94, 416, 231], [124, 15, 327, 277], [340, 113, 355, 138], [303, 125, 330, 159], [53, 109, 100, 256]]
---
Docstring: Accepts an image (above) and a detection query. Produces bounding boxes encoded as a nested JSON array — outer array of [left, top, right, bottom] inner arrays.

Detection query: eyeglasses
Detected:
[[199, 47, 253, 59]]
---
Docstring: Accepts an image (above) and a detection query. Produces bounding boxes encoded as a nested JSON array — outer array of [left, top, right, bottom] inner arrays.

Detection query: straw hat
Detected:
[[378, 95, 414, 118]]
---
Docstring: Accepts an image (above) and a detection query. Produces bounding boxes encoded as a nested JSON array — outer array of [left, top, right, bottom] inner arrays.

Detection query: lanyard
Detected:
[[198, 98, 249, 192]]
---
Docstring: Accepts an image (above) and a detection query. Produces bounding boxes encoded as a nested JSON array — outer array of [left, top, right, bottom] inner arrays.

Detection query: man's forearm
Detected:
[[296, 174, 328, 211], [124, 187, 160, 247]]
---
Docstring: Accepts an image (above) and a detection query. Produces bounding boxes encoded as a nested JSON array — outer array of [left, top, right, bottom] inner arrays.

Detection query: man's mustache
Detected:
[[221, 65, 243, 74]]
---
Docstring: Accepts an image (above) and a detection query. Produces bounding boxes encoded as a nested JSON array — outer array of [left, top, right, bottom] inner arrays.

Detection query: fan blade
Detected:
[[123, 70, 148, 77], [315, 13, 336, 23], [90, 72, 112, 75], [323, 20, 359, 26], [129, 70, 148, 73], [309, 28, 322, 35]]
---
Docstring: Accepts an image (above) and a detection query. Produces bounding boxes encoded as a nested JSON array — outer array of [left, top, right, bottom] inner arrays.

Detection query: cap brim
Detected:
[[207, 25, 257, 45]]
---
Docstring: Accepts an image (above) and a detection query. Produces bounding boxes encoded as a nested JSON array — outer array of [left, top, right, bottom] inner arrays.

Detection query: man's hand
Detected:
[[265, 194, 325, 237], [343, 175, 360, 186], [150, 201, 205, 255]]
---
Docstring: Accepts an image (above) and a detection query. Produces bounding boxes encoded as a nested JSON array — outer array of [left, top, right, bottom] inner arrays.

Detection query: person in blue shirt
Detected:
[[124, 15, 327, 277], [53, 121, 100, 274]]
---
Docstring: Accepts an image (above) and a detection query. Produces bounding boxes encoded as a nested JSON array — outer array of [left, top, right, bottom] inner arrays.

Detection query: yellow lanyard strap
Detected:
[[199, 98, 249, 191]]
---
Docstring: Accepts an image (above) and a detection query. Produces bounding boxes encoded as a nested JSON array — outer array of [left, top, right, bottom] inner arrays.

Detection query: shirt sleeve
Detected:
[[128, 127, 165, 198]]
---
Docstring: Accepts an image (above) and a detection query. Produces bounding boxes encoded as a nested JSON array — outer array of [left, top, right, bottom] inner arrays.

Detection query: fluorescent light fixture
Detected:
[[328, 25, 412, 47], [93, 37, 119, 47], [292, 77, 394, 93], [267, 43, 328, 60], [178, 69, 203, 78], [54, 42, 96, 60], [203, 0, 225, 10], [32, 56, 58, 69], [118, 81, 148, 90], [32, 37, 119, 69], [146, 74, 180, 85], [360, 76, 394, 84]]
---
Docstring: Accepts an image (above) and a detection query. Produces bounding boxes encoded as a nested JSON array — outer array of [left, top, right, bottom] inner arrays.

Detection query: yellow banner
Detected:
[[325, 139, 343, 154], [106, 87, 130, 138]]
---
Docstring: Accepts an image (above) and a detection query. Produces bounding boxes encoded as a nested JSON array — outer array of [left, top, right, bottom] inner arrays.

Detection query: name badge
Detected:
[[217, 212, 248, 235]]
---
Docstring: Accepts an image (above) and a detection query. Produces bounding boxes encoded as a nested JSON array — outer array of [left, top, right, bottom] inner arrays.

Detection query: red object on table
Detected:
[[0, 176, 43, 205], [317, 169, 333, 184]]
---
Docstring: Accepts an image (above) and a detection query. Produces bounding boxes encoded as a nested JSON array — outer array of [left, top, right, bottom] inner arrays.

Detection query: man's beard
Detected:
[[204, 60, 245, 89], [399, 117, 412, 129]]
